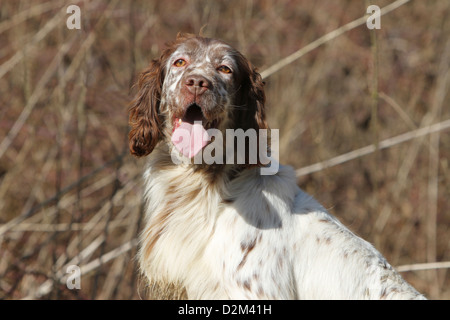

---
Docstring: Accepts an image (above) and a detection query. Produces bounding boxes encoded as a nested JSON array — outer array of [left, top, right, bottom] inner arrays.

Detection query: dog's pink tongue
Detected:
[[171, 121, 210, 158]]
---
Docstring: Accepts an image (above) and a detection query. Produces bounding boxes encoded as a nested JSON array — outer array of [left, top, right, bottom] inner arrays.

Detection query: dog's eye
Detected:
[[174, 59, 187, 67], [217, 65, 232, 74]]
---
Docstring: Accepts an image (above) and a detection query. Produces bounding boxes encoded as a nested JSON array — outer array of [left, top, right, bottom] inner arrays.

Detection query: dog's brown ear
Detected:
[[247, 66, 268, 132], [128, 58, 165, 157], [231, 52, 269, 167], [234, 53, 268, 132]]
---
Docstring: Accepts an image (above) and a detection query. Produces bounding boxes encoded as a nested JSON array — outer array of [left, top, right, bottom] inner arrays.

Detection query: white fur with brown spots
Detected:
[[129, 34, 425, 300]]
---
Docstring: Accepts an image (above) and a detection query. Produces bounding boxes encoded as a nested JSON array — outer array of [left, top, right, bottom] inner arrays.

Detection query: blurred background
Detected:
[[0, 0, 449, 299]]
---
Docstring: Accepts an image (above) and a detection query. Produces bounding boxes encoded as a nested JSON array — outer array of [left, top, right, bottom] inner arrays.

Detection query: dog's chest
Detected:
[[140, 168, 226, 289], [140, 164, 300, 298]]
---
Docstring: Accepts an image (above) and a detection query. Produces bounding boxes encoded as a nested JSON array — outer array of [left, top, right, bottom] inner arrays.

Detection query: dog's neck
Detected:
[[146, 142, 250, 184]]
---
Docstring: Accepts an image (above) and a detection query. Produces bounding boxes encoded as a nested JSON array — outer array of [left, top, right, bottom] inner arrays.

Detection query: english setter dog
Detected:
[[129, 34, 425, 299]]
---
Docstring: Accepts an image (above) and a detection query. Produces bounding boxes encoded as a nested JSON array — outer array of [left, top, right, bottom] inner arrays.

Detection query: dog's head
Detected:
[[128, 34, 268, 164]]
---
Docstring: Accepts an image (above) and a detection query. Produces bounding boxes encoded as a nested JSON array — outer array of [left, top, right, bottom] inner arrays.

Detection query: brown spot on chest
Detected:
[[237, 234, 261, 270]]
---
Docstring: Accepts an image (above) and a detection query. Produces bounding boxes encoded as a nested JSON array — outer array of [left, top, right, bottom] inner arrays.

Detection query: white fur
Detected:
[[138, 148, 425, 300]]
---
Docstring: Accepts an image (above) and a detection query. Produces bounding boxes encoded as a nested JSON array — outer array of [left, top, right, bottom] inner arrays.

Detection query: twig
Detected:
[[397, 261, 450, 272], [296, 119, 450, 177], [4, 219, 129, 233], [425, 39, 450, 297], [0, 0, 65, 35], [0, 36, 77, 159], [22, 239, 138, 300], [0, 6, 67, 80], [260, 0, 411, 79], [80, 239, 138, 276], [379, 92, 417, 130], [0, 151, 127, 237]]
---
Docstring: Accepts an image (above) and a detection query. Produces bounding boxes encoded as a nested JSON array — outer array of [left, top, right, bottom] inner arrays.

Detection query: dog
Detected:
[[128, 34, 425, 299]]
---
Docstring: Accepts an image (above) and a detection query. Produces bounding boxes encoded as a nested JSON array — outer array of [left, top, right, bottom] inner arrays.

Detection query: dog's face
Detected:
[[128, 34, 267, 160], [161, 37, 237, 133]]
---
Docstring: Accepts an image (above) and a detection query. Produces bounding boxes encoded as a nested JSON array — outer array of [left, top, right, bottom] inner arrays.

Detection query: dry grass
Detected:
[[0, 0, 449, 299]]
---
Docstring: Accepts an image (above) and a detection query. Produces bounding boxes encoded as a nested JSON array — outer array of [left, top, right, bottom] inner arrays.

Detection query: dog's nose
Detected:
[[185, 75, 211, 96]]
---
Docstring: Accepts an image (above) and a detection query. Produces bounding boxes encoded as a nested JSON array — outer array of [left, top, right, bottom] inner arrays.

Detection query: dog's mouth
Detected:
[[171, 104, 219, 158], [173, 104, 219, 129]]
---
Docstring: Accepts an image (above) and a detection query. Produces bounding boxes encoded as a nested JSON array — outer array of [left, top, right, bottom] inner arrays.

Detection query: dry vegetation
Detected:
[[0, 0, 449, 300]]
